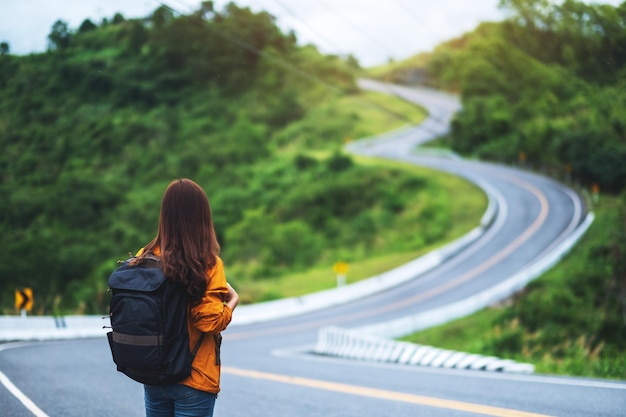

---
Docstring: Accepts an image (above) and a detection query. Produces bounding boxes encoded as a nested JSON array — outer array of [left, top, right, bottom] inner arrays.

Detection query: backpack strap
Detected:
[[143, 254, 205, 360], [141, 253, 161, 268], [142, 253, 160, 262], [191, 333, 207, 357]]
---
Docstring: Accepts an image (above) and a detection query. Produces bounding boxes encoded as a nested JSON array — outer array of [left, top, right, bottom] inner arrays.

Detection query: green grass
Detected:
[[344, 91, 428, 138], [277, 90, 428, 156], [236, 250, 426, 303], [365, 52, 431, 80], [233, 157, 486, 304]]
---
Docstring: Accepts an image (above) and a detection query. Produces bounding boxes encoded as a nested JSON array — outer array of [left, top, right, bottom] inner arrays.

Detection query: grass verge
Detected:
[[235, 155, 486, 303]]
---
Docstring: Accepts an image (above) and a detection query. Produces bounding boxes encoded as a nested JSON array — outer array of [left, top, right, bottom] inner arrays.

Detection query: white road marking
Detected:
[[0, 342, 50, 417], [0, 371, 50, 417]]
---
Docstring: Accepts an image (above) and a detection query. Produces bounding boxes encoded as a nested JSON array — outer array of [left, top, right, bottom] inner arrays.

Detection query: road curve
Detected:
[[1, 82, 624, 417]]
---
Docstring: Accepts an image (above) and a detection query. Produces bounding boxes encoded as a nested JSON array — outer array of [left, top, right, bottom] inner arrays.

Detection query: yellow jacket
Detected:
[[139, 246, 233, 393]]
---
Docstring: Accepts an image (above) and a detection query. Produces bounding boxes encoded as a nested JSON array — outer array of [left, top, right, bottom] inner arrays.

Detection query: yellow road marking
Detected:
[[223, 367, 555, 417]]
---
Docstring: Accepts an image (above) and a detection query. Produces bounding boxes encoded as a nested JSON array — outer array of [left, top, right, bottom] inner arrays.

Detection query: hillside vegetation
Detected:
[[375, 0, 626, 193], [372, 0, 626, 379], [0, 3, 485, 314]]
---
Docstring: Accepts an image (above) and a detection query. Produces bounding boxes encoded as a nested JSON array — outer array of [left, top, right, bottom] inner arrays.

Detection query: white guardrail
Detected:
[[0, 315, 110, 341], [314, 326, 535, 374]]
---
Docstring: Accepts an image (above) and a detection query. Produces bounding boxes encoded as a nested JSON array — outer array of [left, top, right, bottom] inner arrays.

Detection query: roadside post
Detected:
[[564, 163, 572, 184], [15, 287, 33, 318], [333, 261, 349, 287], [591, 183, 600, 204]]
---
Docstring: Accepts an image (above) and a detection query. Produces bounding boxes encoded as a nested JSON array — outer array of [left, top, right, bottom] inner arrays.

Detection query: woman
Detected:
[[136, 178, 239, 417]]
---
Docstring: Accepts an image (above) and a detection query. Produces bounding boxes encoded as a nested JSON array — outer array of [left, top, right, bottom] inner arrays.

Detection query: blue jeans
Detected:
[[144, 384, 217, 417]]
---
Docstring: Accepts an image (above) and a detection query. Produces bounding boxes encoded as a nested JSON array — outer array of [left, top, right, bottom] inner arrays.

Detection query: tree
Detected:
[[127, 20, 148, 53], [48, 20, 72, 50], [112, 13, 125, 24], [198, 1, 214, 16], [78, 19, 97, 33], [498, 0, 552, 29], [153, 6, 174, 29], [0, 42, 9, 55], [345, 54, 360, 70]]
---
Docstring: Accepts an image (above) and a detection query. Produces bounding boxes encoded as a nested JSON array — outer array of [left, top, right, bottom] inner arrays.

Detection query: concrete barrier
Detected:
[[0, 315, 109, 342], [313, 326, 534, 374]]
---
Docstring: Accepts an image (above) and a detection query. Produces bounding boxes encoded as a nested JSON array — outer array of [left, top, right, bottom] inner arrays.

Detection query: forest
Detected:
[[0, 2, 475, 313], [379, 0, 626, 193]]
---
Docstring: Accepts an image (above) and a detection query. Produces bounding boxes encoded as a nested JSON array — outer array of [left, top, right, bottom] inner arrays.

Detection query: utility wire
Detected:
[[152, 0, 433, 127], [157, 0, 344, 94], [255, 0, 452, 133], [314, 0, 398, 58], [249, 0, 341, 54], [293, 0, 446, 129], [263, 1, 452, 133], [394, 0, 442, 44]]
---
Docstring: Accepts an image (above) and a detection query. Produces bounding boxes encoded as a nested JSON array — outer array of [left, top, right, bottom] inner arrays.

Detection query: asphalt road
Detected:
[[1, 81, 624, 417]]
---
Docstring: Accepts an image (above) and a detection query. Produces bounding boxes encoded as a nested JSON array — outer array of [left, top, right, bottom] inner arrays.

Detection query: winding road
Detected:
[[1, 81, 624, 417]]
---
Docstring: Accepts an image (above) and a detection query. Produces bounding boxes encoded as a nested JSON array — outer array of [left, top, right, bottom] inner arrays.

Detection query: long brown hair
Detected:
[[142, 179, 220, 303]]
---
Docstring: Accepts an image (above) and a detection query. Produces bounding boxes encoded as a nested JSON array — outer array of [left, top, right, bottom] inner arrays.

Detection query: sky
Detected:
[[0, 0, 621, 67], [0, 0, 507, 67]]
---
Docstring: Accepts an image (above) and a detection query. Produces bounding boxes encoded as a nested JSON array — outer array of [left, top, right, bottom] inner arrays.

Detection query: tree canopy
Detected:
[[380, 0, 626, 193]]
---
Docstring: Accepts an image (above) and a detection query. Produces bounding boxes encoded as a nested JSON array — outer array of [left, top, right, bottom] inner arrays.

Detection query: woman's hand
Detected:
[[225, 282, 239, 311]]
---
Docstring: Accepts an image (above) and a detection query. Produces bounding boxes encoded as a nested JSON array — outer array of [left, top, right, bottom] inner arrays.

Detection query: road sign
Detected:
[[333, 262, 349, 287], [15, 288, 33, 312], [333, 262, 349, 275], [592, 183, 600, 204]]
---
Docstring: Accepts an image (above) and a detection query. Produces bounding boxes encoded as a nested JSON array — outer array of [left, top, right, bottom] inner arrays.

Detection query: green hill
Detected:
[[370, 0, 626, 193], [0, 3, 485, 314]]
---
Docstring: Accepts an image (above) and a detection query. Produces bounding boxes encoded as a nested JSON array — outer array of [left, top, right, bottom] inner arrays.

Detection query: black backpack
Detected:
[[106, 254, 205, 385]]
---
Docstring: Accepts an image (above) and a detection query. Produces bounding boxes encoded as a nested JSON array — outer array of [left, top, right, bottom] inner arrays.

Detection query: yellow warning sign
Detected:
[[15, 288, 33, 311], [333, 262, 349, 275]]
